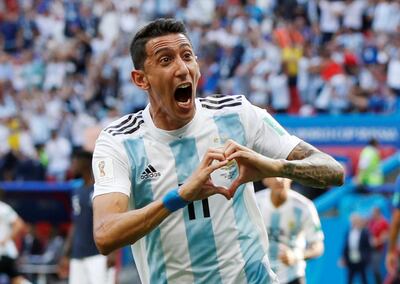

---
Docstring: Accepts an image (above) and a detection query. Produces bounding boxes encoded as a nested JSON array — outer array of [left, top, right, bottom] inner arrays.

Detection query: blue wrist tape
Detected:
[[162, 188, 189, 212]]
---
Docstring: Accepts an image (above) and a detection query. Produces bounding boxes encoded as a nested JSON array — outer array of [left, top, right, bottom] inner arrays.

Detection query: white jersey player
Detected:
[[256, 178, 324, 284], [91, 18, 344, 284], [93, 95, 300, 283]]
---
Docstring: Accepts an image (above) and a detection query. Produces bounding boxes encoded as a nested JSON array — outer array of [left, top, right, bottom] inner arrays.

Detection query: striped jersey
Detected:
[[255, 189, 324, 283], [0, 201, 19, 258], [93, 95, 301, 284]]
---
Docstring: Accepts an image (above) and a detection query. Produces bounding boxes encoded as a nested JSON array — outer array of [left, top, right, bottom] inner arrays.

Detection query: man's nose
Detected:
[[174, 57, 189, 78]]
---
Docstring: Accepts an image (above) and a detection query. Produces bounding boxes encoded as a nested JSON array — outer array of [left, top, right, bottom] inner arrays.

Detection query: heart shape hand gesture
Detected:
[[222, 139, 283, 198]]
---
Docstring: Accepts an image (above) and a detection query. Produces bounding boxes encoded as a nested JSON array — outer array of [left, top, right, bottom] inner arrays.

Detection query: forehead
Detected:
[[145, 33, 192, 56]]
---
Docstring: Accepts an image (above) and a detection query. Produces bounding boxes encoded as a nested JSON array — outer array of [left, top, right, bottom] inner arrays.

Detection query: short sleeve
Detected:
[[241, 97, 301, 159], [303, 202, 324, 245], [5, 203, 18, 224], [92, 131, 132, 198]]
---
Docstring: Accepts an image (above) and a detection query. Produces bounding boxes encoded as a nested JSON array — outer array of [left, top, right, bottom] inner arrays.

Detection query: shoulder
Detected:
[[0, 201, 17, 218], [255, 189, 269, 199], [197, 94, 247, 113], [102, 110, 145, 138], [289, 190, 315, 209], [102, 111, 145, 135], [255, 189, 270, 207]]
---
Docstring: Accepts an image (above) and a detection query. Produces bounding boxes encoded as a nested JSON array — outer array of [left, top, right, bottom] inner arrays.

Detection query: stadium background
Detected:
[[1, 0, 400, 283]]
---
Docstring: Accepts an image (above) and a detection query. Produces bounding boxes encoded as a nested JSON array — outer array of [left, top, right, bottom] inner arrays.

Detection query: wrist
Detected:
[[293, 249, 304, 262], [177, 186, 193, 202], [162, 188, 190, 212], [388, 246, 397, 254]]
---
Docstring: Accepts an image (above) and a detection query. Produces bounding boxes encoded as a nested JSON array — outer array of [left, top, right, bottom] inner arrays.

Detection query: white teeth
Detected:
[[177, 83, 190, 89]]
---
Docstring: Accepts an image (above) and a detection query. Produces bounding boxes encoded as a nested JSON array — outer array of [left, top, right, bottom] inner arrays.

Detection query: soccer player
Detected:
[[92, 18, 344, 283], [386, 175, 400, 282], [59, 151, 115, 284], [0, 193, 31, 284], [256, 177, 324, 284]]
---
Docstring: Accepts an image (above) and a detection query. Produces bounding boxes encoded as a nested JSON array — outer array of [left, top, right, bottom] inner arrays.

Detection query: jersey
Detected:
[[93, 95, 301, 284], [255, 189, 324, 283], [71, 185, 99, 259], [0, 201, 19, 259]]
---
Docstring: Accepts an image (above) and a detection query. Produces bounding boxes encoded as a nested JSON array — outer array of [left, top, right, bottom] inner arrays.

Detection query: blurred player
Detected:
[[92, 18, 344, 283], [0, 191, 31, 284], [59, 151, 115, 284], [256, 177, 324, 284]]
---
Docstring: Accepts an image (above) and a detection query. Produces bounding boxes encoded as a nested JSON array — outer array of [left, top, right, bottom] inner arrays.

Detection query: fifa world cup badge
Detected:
[[99, 160, 106, 177]]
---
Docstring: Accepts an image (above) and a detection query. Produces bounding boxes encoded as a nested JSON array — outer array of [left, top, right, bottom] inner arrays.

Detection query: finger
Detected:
[[225, 150, 249, 162], [202, 184, 231, 200], [213, 187, 231, 200], [201, 152, 227, 168], [223, 141, 239, 157], [227, 178, 242, 198], [207, 147, 225, 155], [207, 159, 229, 173]]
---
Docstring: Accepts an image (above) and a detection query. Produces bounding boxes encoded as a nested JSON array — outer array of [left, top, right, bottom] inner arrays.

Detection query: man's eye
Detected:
[[183, 52, 193, 60], [160, 57, 171, 63]]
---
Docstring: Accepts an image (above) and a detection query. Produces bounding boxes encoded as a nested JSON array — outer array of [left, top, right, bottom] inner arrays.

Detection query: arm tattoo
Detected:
[[282, 141, 344, 188]]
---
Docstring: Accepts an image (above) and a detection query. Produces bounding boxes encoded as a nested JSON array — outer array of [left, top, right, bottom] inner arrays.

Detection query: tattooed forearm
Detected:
[[282, 142, 345, 188]]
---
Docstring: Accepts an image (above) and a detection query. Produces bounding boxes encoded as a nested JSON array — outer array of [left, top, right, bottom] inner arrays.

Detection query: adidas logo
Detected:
[[140, 164, 161, 180]]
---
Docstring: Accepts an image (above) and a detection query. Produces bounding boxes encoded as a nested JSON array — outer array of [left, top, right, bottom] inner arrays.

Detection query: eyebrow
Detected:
[[153, 43, 193, 56]]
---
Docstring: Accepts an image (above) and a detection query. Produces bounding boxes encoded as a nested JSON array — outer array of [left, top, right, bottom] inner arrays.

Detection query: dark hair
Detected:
[[130, 18, 189, 70], [368, 138, 379, 147], [72, 150, 93, 162]]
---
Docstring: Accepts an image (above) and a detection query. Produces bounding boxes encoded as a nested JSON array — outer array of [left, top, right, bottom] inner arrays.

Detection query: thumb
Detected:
[[214, 187, 232, 200], [227, 178, 242, 198]]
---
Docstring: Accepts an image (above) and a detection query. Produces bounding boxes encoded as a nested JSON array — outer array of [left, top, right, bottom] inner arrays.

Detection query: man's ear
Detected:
[[131, 70, 149, 90]]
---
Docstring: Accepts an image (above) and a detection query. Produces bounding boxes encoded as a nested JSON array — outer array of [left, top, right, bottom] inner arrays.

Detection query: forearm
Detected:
[[281, 154, 344, 188], [94, 199, 170, 255], [388, 210, 400, 252], [11, 218, 25, 241], [303, 242, 324, 260], [62, 226, 74, 257], [281, 142, 344, 188]]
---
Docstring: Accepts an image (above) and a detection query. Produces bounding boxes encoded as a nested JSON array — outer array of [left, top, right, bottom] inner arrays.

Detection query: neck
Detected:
[[149, 106, 192, 130], [270, 189, 288, 208], [83, 174, 94, 187]]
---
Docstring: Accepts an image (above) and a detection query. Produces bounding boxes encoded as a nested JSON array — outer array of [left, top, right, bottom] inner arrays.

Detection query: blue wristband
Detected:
[[162, 188, 189, 212]]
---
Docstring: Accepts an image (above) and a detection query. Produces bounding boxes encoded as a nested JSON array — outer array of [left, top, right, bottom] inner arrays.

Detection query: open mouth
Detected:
[[174, 83, 192, 105]]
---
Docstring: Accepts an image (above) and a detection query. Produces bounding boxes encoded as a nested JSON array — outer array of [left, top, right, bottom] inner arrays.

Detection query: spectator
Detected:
[[357, 138, 384, 187], [386, 175, 400, 283], [341, 213, 372, 284], [44, 129, 72, 181], [368, 207, 389, 284]]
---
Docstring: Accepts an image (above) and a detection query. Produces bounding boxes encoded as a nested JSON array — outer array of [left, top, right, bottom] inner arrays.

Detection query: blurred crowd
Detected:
[[1, 0, 400, 181]]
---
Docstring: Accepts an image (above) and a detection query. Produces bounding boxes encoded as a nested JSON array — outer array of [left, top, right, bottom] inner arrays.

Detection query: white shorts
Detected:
[[69, 254, 113, 284]]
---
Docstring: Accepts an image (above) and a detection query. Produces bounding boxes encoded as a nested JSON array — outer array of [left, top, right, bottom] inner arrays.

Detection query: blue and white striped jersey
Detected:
[[255, 189, 324, 283], [93, 95, 300, 284]]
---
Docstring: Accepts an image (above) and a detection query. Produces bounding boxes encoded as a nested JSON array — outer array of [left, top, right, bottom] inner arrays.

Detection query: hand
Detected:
[[279, 248, 299, 266], [57, 256, 69, 279], [179, 147, 231, 201], [107, 251, 117, 268], [223, 140, 283, 197], [0, 238, 8, 246], [338, 258, 346, 268], [386, 250, 398, 276]]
